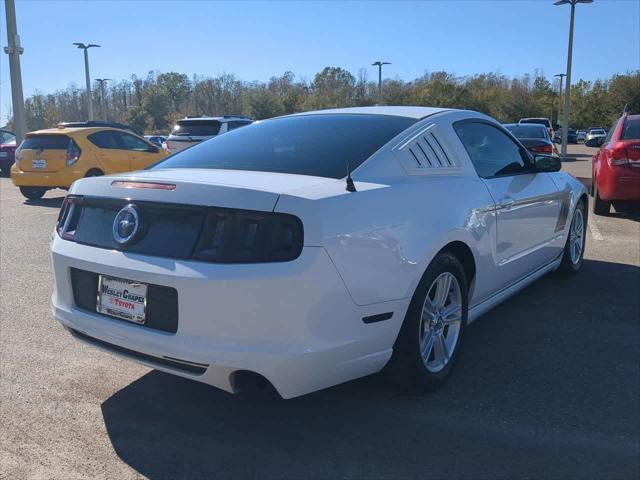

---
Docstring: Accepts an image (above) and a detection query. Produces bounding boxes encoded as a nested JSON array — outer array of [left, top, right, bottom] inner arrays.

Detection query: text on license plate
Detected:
[[32, 159, 46, 169], [97, 275, 147, 324]]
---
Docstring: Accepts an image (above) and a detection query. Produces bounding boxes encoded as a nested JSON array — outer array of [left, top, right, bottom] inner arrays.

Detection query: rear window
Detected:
[[505, 124, 546, 139], [621, 119, 640, 140], [21, 135, 70, 150], [153, 114, 417, 179], [171, 120, 221, 137], [591, 129, 606, 135], [0, 131, 15, 144], [520, 118, 551, 128]]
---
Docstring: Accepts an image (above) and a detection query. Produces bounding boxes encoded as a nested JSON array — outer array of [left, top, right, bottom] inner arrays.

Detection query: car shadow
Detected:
[[100, 259, 640, 479], [23, 196, 64, 208]]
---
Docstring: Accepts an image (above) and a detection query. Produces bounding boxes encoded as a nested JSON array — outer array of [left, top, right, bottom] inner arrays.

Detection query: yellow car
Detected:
[[11, 127, 168, 199]]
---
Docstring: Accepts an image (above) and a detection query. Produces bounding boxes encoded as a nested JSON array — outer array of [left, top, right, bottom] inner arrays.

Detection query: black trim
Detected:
[[69, 328, 207, 375], [362, 312, 394, 324]]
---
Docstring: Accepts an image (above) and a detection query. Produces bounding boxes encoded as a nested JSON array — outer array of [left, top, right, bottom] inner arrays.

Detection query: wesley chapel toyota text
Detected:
[[51, 107, 588, 398]]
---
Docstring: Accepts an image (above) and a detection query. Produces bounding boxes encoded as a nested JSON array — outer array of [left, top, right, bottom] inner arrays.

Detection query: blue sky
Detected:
[[1, 0, 639, 123]]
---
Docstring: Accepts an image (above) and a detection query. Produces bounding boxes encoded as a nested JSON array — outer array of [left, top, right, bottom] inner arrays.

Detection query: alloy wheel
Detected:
[[419, 272, 463, 373], [569, 208, 584, 265]]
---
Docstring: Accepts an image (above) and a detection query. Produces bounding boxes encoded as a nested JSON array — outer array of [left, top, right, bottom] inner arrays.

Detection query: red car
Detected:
[[591, 113, 640, 214], [0, 129, 17, 177]]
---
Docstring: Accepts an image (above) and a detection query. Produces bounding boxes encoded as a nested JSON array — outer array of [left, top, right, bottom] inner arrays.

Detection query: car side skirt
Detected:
[[468, 254, 563, 323]]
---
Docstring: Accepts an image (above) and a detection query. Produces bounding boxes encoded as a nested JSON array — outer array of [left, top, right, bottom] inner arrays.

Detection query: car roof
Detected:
[[178, 116, 252, 122], [27, 127, 138, 136], [505, 123, 545, 128], [287, 106, 451, 120]]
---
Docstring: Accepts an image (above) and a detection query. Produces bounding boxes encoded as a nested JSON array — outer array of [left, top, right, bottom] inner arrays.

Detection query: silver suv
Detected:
[[166, 115, 253, 153]]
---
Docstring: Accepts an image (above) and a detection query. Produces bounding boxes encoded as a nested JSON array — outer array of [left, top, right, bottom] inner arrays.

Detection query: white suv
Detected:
[[166, 116, 253, 153]]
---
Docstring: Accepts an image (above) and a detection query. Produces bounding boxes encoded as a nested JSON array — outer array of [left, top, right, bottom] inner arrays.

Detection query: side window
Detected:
[[115, 132, 154, 152], [454, 122, 530, 178], [88, 131, 120, 149]]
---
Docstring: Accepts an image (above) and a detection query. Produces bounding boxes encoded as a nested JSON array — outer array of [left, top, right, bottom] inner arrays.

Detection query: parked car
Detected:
[[11, 126, 168, 199], [585, 128, 607, 146], [504, 123, 554, 154], [519, 117, 554, 139], [553, 128, 578, 144], [577, 130, 587, 143], [57, 121, 144, 137], [144, 135, 167, 148], [51, 106, 588, 399], [0, 129, 16, 176], [165, 115, 253, 153], [591, 113, 640, 214]]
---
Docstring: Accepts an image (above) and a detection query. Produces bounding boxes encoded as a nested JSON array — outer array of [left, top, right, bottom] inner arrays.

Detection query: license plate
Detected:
[[0, 152, 7, 157], [97, 275, 147, 324], [32, 159, 46, 169]]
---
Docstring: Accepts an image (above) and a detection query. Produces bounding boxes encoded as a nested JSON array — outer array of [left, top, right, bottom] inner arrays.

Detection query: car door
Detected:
[[113, 131, 164, 171], [87, 130, 131, 173], [454, 120, 564, 290]]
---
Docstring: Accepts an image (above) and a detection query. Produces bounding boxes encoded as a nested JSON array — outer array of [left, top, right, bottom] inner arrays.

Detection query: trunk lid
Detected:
[[18, 134, 72, 172], [69, 168, 338, 211]]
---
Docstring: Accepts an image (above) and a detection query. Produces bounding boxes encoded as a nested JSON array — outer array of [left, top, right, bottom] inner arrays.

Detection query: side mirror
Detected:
[[533, 154, 561, 172]]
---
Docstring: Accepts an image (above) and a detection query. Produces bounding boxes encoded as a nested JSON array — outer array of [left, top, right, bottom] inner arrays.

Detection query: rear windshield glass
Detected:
[[506, 125, 546, 139], [0, 131, 15, 144], [153, 114, 417, 179], [621, 119, 640, 140], [520, 119, 551, 128], [21, 135, 70, 150], [171, 120, 221, 137], [591, 129, 606, 135]]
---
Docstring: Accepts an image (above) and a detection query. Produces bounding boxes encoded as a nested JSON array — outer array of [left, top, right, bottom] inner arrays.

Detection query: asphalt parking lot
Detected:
[[1, 144, 638, 479]]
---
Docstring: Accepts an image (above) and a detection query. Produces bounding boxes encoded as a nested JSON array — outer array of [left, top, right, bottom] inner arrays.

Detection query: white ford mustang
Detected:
[[51, 106, 588, 398]]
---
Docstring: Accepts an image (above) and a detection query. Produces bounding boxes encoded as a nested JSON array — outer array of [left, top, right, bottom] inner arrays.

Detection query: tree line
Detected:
[[9, 67, 640, 134]]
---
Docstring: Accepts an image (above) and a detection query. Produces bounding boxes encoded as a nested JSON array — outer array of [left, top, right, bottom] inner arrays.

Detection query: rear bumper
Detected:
[[598, 166, 640, 201], [51, 237, 407, 398], [10, 164, 81, 188]]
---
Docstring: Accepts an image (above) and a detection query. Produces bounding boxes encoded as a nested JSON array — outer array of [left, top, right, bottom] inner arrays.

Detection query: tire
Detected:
[[592, 184, 610, 215], [84, 169, 103, 178], [386, 252, 468, 393], [19, 186, 46, 199], [558, 201, 586, 276]]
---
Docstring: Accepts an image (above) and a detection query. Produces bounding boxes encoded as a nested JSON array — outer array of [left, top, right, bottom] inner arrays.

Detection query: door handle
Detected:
[[498, 198, 516, 210]]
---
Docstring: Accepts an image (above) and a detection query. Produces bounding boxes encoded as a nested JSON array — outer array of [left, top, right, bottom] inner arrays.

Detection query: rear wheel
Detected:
[[84, 169, 103, 178], [593, 184, 610, 215], [19, 186, 46, 199], [387, 252, 468, 392], [558, 201, 586, 276]]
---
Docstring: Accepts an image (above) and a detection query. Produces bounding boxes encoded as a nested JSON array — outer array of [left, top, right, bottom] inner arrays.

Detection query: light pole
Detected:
[[554, 73, 566, 128], [73, 42, 100, 120], [95, 78, 110, 121], [3, 0, 27, 143], [554, 0, 592, 157], [372, 61, 390, 103]]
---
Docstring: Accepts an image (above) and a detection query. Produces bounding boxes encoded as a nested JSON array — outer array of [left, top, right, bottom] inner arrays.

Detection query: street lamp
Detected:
[[554, 73, 566, 128], [73, 42, 101, 120], [95, 78, 111, 121], [3, 0, 27, 143], [554, 0, 593, 157], [372, 61, 391, 103]]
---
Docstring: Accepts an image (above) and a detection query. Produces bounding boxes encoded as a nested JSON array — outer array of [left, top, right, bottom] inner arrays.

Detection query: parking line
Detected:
[[588, 217, 604, 241]]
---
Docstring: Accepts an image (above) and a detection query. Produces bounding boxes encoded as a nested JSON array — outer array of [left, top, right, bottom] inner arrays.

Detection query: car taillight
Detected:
[[608, 142, 639, 166], [66, 139, 81, 166], [192, 208, 303, 263], [531, 144, 553, 154], [56, 195, 83, 240]]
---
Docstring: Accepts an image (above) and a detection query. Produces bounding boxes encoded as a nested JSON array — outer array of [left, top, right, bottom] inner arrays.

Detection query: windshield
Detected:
[[505, 124, 546, 139], [171, 120, 221, 137], [154, 114, 417, 179]]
